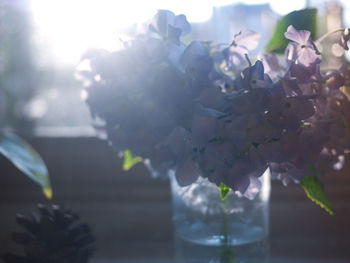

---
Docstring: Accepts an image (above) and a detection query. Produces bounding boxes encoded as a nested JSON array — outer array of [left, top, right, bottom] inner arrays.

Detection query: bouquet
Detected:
[[80, 10, 350, 214]]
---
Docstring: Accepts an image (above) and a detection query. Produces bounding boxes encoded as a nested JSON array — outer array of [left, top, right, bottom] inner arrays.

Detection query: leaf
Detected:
[[0, 133, 52, 199], [301, 175, 334, 216], [266, 8, 318, 53], [219, 182, 231, 200], [122, 150, 143, 171]]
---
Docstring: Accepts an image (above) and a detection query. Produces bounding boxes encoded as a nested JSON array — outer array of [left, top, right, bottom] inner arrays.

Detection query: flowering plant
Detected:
[[81, 9, 350, 215]]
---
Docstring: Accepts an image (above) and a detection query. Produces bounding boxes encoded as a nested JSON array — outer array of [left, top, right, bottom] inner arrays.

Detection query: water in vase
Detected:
[[174, 235, 269, 263], [170, 169, 270, 263]]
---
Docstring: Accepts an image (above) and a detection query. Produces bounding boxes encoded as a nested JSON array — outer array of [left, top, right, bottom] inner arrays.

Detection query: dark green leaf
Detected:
[[266, 8, 318, 53], [0, 133, 52, 199], [301, 175, 334, 216], [219, 182, 231, 200], [123, 149, 143, 171]]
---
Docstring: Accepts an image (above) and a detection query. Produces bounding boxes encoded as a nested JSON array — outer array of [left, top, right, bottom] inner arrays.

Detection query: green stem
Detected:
[[220, 198, 235, 263], [316, 28, 345, 44]]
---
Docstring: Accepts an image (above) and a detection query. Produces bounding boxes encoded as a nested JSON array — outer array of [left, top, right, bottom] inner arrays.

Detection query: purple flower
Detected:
[[198, 143, 234, 184], [180, 41, 213, 75], [284, 25, 321, 67], [226, 162, 266, 199], [82, 10, 350, 200], [284, 26, 321, 83], [326, 70, 345, 90], [223, 30, 260, 69], [149, 10, 191, 45], [191, 109, 223, 148], [175, 158, 200, 186], [154, 126, 200, 185], [226, 88, 271, 115], [236, 60, 273, 90], [197, 86, 227, 110], [261, 53, 281, 79]]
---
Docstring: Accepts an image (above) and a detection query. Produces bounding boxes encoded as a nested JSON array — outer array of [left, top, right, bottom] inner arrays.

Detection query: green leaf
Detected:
[[219, 182, 231, 200], [123, 149, 143, 171], [0, 133, 52, 199], [301, 175, 334, 216], [266, 8, 318, 53]]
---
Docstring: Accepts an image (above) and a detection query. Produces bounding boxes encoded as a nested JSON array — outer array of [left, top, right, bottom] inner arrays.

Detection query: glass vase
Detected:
[[170, 169, 271, 263]]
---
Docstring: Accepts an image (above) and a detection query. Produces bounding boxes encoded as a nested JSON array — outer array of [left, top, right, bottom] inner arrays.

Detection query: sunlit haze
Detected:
[[31, 0, 349, 64]]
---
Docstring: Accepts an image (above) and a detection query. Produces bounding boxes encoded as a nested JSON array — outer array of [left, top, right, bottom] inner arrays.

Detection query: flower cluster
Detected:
[[81, 10, 350, 199]]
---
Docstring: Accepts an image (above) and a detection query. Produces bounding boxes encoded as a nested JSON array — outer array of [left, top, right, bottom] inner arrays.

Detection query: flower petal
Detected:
[[175, 159, 199, 186], [235, 30, 260, 51], [284, 25, 311, 45]]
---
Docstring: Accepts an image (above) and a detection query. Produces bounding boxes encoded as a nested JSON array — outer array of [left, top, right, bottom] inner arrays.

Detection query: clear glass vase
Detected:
[[170, 169, 271, 263]]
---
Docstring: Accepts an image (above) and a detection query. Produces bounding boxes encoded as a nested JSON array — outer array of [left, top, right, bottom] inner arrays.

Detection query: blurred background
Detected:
[[0, 0, 349, 136], [1, 0, 350, 262]]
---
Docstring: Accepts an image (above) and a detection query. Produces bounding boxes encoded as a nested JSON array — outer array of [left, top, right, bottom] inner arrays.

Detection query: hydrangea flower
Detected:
[[81, 10, 350, 200], [284, 25, 322, 83], [285, 25, 321, 67], [223, 31, 260, 69], [149, 9, 191, 45]]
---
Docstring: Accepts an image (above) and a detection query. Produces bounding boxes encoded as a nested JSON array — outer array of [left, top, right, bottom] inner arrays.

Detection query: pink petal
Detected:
[[235, 30, 260, 50], [284, 25, 311, 45], [297, 46, 321, 67]]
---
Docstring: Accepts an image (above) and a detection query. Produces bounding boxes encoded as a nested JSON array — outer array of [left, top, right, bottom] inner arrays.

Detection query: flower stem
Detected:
[[316, 28, 345, 44], [220, 198, 235, 263]]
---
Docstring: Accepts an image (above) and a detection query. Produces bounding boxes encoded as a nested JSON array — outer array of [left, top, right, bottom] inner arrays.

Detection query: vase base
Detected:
[[174, 235, 270, 263]]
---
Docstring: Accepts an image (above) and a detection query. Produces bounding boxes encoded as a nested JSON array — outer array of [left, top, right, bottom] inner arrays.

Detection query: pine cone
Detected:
[[1, 204, 95, 263]]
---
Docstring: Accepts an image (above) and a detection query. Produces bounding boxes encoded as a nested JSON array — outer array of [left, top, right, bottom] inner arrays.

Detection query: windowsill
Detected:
[[1, 135, 350, 261], [2, 125, 96, 138], [32, 126, 96, 137], [91, 259, 350, 263]]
